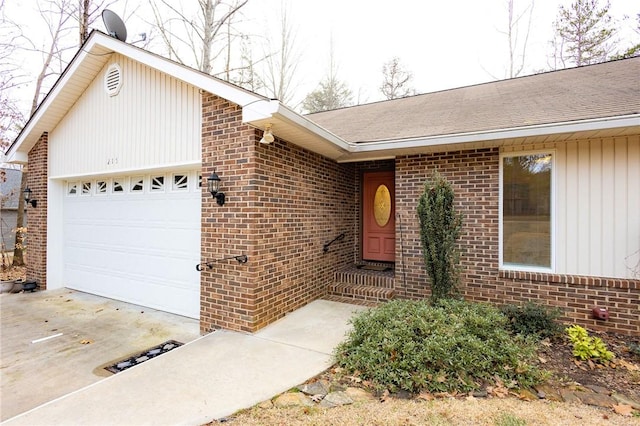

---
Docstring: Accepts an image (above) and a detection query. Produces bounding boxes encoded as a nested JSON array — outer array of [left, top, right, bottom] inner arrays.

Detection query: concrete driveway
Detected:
[[0, 289, 200, 421], [1, 289, 367, 425]]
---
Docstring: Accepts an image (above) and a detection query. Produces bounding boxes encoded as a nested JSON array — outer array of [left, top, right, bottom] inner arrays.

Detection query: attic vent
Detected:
[[104, 63, 122, 96]]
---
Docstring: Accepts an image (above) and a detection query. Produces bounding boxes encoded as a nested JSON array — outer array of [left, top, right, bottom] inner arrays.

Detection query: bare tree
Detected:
[[259, 5, 302, 106], [380, 57, 415, 100], [0, 0, 26, 149], [504, 0, 534, 78], [149, 0, 248, 75], [1, 0, 28, 267], [10, 0, 79, 267], [552, 0, 616, 67], [229, 35, 263, 93], [75, 0, 115, 45], [29, 0, 76, 114], [302, 40, 352, 113]]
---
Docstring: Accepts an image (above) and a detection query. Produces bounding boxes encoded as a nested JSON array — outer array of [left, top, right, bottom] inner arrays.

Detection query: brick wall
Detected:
[[251, 129, 356, 330], [395, 148, 639, 335], [200, 94, 256, 332], [26, 133, 48, 289], [200, 93, 356, 333]]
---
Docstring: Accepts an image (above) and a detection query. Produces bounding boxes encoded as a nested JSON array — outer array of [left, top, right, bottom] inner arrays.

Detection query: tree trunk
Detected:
[[79, 0, 90, 45]]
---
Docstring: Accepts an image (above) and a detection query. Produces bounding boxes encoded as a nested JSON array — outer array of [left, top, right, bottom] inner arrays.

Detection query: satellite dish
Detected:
[[102, 9, 127, 42]]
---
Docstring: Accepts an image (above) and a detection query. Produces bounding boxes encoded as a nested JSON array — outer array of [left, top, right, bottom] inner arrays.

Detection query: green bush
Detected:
[[566, 325, 614, 362], [334, 299, 543, 394], [417, 172, 463, 302], [499, 302, 563, 339]]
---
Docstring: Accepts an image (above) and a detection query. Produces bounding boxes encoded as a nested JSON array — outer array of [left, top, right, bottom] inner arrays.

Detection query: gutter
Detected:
[[350, 114, 640, 153], [245, 100, 639, 160]]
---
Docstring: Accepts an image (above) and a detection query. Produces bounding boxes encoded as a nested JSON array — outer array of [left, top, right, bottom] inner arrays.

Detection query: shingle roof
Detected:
[[306, 57, 640, 144]]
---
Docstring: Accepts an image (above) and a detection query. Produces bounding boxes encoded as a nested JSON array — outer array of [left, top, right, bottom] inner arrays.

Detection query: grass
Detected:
[[225, 397, 635, 425]]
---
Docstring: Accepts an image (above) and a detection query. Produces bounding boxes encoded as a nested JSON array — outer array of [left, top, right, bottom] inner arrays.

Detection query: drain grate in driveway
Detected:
[[105, 340, 183, 374]]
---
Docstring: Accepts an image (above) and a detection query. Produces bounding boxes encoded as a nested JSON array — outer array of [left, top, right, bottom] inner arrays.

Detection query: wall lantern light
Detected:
[[207, 172, 225, 206], [259, 124, 274, 144], [23, 187, 37, 208]]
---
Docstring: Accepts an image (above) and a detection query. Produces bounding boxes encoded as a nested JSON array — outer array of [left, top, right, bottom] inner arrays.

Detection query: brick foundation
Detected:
[[26, 133, 48, 289]]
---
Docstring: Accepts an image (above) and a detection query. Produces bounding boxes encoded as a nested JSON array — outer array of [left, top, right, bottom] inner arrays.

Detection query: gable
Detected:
[[6, 31, 266, 164]]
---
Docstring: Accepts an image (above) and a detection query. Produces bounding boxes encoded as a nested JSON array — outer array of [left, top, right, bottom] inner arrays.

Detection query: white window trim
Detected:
[[499, 149, 556, 273]]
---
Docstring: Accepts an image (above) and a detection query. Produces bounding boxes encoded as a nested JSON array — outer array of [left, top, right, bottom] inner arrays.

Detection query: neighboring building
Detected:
[[0, 167, 24, 251], [5, 31, 639, 334]]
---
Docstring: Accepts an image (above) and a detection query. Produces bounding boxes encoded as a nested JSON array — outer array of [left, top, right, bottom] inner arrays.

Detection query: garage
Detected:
[[62, 171, 201, 319]]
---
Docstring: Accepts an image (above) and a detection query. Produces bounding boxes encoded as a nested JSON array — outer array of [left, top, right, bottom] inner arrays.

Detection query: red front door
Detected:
[[362, 171, 395, 262]]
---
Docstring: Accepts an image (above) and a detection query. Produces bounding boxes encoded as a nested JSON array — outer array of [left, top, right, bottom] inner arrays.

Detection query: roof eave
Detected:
[[242, 100, 351, 160], [334, 114, 640, 162]]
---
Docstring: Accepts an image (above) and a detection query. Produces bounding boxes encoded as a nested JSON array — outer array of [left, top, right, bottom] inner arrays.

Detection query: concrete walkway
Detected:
[[2, 299, 367, 426]]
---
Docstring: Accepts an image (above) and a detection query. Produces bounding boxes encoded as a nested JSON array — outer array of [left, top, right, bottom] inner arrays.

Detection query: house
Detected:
[[5, 30, 639, 335], [0, 167, 24, 251]]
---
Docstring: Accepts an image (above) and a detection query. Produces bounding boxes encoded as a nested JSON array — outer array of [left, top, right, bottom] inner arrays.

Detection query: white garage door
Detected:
[[63, 172, 201, 318]]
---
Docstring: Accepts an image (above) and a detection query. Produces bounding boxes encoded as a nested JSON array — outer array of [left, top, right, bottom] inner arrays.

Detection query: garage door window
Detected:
[[96, 181, 107, 194], [112, 179, 124, 193], [131, 177, 144, 192], [68, 183, 77, 196], [151, 176, 165, 192], [173, 174, 188, 191], [81, 182, 92, 196]]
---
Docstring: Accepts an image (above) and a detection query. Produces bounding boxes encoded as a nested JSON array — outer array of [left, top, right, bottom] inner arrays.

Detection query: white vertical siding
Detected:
[[505, 134, 640, 279], [49, 53, 201, 177], [627, 138, 640, 278]]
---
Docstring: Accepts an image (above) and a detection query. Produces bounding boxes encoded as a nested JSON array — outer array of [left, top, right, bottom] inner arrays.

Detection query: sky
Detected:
[[4, 0, 640, 114]]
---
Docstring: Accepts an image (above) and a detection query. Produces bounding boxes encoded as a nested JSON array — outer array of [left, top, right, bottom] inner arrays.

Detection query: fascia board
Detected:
[[6, 35, 103, 162], [242, 99, 351, 153], [350, 114, 640, 153]]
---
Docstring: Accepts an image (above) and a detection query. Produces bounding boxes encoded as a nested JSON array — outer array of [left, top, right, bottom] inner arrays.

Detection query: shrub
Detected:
[[499, 302, 563, 339], [417, 172, 463, 302], [566, 325, 614, 362], [334, 299, 542, 394]]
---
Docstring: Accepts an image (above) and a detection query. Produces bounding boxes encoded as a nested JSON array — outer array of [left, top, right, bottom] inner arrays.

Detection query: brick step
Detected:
[[333, 269, 395, 289], [328, 283, 395, 303], [322, 294, 380, 307]]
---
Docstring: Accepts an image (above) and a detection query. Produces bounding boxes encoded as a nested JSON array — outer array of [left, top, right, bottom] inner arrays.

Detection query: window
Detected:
[[96, 181, 107, 194], [501, 152, 553, 270], [113, 179, 124, 193], [81, 182, 92, 195], [173, 174, 188, 191], [131, 177, 144, 192], [67, 183, 77, 195], [151, 176, 165, 192]]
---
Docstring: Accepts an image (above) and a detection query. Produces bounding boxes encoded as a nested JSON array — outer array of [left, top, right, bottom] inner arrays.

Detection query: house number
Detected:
[[107, 157, 119, 165]]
